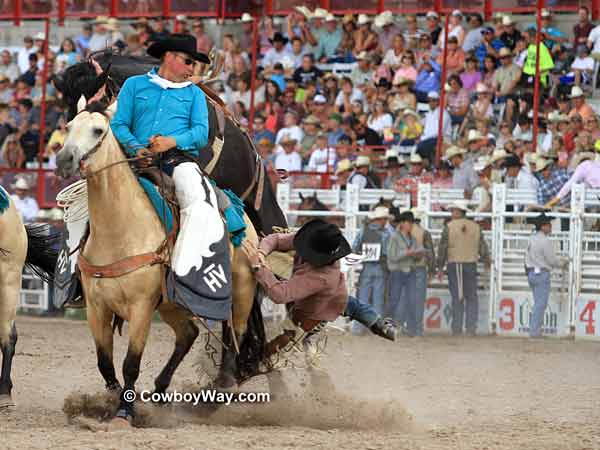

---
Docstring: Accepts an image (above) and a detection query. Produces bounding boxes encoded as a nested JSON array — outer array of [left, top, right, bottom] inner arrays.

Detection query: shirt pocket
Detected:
[[134, 94, 150, 115], [165, 93, 192, 119]]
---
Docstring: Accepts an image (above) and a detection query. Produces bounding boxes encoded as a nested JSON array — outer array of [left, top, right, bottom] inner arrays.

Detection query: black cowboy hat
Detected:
[[502, 154, 523, 168], [293, 219, 352, 267], [269, 32, 289, 45], [147, 33, 210, 64], [527, 212, 554, 228], [397, 211, 415, 223]]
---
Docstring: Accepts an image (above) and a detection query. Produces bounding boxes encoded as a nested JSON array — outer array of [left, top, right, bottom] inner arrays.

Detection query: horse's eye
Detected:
[[93, 128, 103, 137]]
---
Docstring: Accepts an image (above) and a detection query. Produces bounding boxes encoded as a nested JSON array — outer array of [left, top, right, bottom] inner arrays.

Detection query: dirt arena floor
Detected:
[[1, 316, 599, 450]]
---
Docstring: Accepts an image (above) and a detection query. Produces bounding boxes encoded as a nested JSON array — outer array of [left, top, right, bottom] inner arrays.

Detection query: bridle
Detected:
[[70, 109, 152, 179]]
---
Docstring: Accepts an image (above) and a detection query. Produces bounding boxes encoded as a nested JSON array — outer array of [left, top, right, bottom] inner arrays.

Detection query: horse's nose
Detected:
[[56, 148, 74, 177]]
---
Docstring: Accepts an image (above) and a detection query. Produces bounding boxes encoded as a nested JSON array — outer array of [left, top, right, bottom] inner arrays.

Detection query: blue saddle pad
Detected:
[[136, 178, 246, 247], [0, 185, 10, 215], [137, 177, 174, 233]]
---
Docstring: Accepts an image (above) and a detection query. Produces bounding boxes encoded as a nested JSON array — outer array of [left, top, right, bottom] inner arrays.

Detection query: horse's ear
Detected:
[[76, 95, 86, 113], [52, 75, 65, 94], [105, 101, 118, 119], [299, 192, 304, 200]]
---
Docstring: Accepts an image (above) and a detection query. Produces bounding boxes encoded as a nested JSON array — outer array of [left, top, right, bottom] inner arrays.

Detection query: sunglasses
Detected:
[[174, 53, 195, 66]]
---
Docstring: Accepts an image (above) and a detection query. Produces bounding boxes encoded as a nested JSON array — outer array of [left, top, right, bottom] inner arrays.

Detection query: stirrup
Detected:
[[64, 295, 86, 309]]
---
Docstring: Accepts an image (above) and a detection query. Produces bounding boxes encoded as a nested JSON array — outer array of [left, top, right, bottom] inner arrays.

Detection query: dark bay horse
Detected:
[[52, 51, 286, 236]]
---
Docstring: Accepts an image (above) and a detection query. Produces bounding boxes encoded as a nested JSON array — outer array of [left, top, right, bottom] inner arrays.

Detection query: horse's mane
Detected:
[[54, 49, 158, 120]]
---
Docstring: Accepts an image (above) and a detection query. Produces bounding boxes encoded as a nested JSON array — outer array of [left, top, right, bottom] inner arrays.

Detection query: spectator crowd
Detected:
[[2, 7, 600, 223]]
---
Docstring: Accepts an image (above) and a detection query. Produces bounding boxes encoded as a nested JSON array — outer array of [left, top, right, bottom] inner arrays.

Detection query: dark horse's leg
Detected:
[[154, 304, 199, 395], [215, 321, 239, 390], [0, 322, 17, 407]]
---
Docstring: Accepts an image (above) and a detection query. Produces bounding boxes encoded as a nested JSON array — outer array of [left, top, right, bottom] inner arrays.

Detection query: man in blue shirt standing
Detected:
[[111, 34, 234, 320]]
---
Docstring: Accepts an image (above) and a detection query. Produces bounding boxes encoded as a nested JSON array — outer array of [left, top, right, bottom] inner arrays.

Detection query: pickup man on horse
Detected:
[[107, 33, 234, 316], [243, 219, 397, 354]]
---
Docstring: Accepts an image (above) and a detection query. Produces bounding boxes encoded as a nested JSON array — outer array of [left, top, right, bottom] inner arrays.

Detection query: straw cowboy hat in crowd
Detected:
[[570, 86, 584, 99], [375, 11, 394, 28], [467, 129, 486, 143], [312, 8, 329, 20], [13, 178, 30, 190], [534, 157, 553, 172], [357, 14, 372, 26], [409, 153, 424, 164], [335, 159, 354, 175], [240, 13, 253, 23], [355, 155, 371, 167], [490, 149, 508, 165], [473, 156, 492, 173], [279, 133, 298, 146], [445, 145, 466, 160], [448, 200, 469, 212], [369, 206, 393, 221], [293, 6, 312, 18]]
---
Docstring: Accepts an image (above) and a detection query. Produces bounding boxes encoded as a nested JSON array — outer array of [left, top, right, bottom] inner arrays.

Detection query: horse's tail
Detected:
[[236, 287, 267, 381], [24, 224, 60, 283]]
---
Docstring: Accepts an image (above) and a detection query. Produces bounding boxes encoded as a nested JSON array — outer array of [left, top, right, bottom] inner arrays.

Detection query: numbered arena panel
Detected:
[[496, 292, 571, 338], [575, 298, 600, 339], [424, 289, 490, 335]]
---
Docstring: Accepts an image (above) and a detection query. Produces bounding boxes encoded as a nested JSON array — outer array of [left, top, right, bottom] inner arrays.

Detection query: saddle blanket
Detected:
[[138, 176, 246, 246], [0, 185, 9, 214]]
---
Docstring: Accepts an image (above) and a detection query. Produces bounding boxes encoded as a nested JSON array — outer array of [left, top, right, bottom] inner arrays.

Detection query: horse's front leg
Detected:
[[0, 272, 20, 408], [0, 322, 17, 408], [87, 302, 121, 392], [114, 302, 154, 425]]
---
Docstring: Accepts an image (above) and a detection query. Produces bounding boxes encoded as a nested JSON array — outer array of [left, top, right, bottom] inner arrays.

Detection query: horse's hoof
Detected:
[[213, 375, 239, 393], [0, 394, 15, 409], [108, 417, 131, 428], [113, 408, 134, 426]]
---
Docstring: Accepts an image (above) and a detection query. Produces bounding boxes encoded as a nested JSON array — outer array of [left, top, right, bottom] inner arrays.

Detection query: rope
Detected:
[[56, 179, 89, 224]]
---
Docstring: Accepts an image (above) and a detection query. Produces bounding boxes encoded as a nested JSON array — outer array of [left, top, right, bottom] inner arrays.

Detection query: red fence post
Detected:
[[377, 0, 384, 13], [110, 0, 117, 17], [434, 0, 441, 14], [435, 13, 450, 167], [58, 0, 65, 25], [14, 0, 21, 26], [163, 0, 170, 19], [532, 0, 542, 154], [36, 18, 51, 208], [248, 17, 259, 136], [265, 0, 273, 16], [322, 0, 330, 11], [593, 0, 600, 20], [484, 0, 492, 22]]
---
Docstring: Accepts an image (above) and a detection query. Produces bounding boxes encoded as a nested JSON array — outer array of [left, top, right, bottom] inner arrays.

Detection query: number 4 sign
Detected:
[[576, 299, 599, 338]]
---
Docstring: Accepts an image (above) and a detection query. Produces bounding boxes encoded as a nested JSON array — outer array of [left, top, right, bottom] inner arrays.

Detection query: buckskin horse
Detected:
[[52, 50, 287, 236], [0, 188, 59, 408], [55, 100, 266, 425]]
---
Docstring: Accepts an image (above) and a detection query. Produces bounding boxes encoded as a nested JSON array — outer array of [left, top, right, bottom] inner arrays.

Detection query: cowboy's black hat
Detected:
[[502, 154, 523, 168], [269, 32, 289, 45], [147, 33, 210, 64], [527, 212, 553, 227], [397, 211, 415, 223], [293, 219, 351, 267]]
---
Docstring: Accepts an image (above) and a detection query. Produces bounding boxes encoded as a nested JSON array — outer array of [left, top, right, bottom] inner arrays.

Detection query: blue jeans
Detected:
[[388, 270, 417, 336], [527, 270, 551, 337], [344, 296, 378, 328], [353, 263, 386, 334], [447, 262, 479, 335], [414, 267, 428, 336], [357, 263, 386, 316]]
